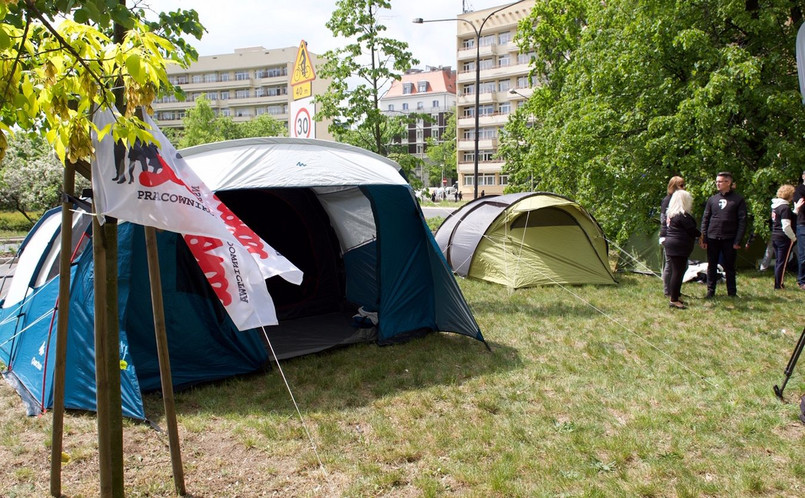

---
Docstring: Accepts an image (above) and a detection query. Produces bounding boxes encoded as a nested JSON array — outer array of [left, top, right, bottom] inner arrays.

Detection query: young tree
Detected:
[[238, 113, 287, 139], [178, 95, 229, 148], [425, 112, 456, 186], [316, 0, 418, 156], [501, 0, 805, 242], [0, 1, 203, 164], [178, 96, 287, 148]]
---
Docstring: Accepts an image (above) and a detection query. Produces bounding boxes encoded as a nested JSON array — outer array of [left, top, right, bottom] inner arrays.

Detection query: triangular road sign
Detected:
[[291, 40, 316, 86]]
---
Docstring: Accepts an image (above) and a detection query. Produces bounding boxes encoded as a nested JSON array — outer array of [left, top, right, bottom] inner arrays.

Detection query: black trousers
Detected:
[[773, 238, 795, 289], [668, 255, 688, 302], [706, 238, 737, 295]]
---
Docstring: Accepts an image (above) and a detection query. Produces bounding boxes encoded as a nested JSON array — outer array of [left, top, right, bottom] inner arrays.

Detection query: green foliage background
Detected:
[[501, 0, 805, 243]]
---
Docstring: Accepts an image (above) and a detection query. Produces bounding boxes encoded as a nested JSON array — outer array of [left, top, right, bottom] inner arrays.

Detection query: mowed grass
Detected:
[[2, 270, 805, 496]]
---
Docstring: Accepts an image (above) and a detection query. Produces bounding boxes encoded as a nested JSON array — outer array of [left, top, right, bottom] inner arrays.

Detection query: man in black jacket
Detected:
[[792, 170, 805, 289], [700, 171, 747, 298]]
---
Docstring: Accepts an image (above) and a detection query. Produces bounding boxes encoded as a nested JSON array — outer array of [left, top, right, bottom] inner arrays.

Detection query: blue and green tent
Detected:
[[0, 139, 484, 420]]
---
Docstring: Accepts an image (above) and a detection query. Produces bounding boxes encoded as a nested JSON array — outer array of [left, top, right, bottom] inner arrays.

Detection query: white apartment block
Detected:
[[380, 66, 457, 186], [152, 46, 332, 140], [456, 0, 536, 198]]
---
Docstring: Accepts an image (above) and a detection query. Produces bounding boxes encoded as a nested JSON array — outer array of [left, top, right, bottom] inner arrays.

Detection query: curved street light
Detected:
[[414, 0, 527, 199]]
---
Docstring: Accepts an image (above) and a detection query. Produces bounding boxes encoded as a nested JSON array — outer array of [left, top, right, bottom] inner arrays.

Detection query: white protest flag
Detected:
[[91, 108, 302, 329]]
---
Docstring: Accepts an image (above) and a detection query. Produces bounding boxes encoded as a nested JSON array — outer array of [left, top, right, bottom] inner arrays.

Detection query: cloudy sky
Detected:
[[152, 0, 517, 69]]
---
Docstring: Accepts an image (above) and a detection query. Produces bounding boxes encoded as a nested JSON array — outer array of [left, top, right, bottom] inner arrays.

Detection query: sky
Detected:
[[152, 0, 515, 70]]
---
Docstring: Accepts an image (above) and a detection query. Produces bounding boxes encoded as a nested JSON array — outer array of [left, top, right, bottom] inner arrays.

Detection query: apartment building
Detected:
[[456, 0, 536, 198], [379, 66, 457, 186], [152, 46, 332, 139]]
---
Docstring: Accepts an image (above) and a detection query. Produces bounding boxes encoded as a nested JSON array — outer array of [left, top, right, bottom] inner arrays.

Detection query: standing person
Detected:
[[771, 184, 797, 289], [659, 176, 685, 296], [793, 170, 805, 289], [700, 171, 747, 298], [665, 190, 700, 309]]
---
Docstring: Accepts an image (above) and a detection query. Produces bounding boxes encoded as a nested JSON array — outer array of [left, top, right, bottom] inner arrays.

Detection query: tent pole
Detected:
[[50, 160, 75, 497], [144, 226, 186, 495]]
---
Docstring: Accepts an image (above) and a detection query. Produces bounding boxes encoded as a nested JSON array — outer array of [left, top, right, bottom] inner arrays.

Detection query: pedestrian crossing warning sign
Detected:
[[290, 40, 316, 86]]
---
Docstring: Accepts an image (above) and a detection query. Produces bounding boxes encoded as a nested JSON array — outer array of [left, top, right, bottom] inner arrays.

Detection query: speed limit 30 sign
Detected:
[[294, 107, 311, 138], [290, 97, 316, 139]]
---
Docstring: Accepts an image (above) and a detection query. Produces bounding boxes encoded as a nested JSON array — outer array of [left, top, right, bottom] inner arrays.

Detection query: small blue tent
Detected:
[[0, 138, 484, 419]]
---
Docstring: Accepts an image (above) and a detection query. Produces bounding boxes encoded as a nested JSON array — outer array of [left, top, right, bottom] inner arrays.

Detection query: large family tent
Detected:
[[435, 192, 617, 288], [0, 138, 483, 419]]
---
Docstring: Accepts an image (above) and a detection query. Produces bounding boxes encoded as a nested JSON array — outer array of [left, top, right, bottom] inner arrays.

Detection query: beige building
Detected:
[[152, 45, 332, 139], [455, 0, 536, 198], [379, 66, 457, 186]]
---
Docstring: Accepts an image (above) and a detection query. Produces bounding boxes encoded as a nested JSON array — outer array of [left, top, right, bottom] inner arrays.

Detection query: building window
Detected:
[[463, 175, 475, 186], [192, 75, 203, 83], [219, 91, 229, 100], [417, 102, 424, 110], [462, 38, 475, 49], [479, 104, 495, 116], [463, 151, 475, 162], [479, 58, 494, 70], [221, 108, 231, 117], [402, 103, 409, 110], [204, 73, 217, 83], [235, 71, 249, 81], [463, 84, 475, 96], [268, 104, 286, 115], [388, 104, 395, 111], [480, 127, 497, 139], [498, 80, 511, 92], [462, 107, 475, 117], [500, 175, 508, 186], [498, 55, 510, 67], [220, 73, 230, 82], [480, 82, 496, 94], [499, 102, 511, 114], [498, 31, 512, 45], [463, 129, 475, 140], [432, 100, 439, 108], [417, 81, 428, 92], [479, 150, 495, 162], [235, 89, 250, 99], [479, 34, 495, 46], [463, 61, 475, 72], [518, 52, 536, 65], [480, 174, 496, 185], [255, 88, 266, 98], [403, 82, 414, 94]]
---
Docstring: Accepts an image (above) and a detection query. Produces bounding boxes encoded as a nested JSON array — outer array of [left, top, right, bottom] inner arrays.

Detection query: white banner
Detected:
[[91, 109, 302, 329]]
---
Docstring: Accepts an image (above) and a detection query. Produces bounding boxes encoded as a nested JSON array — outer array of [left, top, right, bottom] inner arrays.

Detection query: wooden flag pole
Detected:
[[50, 161, 75, 497], [143, 226, 186, 495]]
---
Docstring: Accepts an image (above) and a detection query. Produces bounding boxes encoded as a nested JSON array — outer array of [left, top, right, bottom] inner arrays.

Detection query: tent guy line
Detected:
[[607, 238, 664, 280], [260, 326, 327, 476]]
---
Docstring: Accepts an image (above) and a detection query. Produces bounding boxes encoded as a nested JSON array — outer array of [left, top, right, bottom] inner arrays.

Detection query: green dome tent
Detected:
[[435, 192, 617, 288]]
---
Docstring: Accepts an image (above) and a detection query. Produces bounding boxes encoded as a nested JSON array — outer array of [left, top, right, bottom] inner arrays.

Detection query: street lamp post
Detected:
[[414, 0, 526, 199]]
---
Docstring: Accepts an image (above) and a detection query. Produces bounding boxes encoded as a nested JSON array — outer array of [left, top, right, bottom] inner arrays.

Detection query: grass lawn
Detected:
[[1, 269, 804, 496]]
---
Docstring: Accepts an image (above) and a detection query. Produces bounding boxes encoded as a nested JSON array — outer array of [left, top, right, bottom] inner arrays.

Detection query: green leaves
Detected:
[[502, 0, 805, 242], [316, 0, 418, 157], [0, 1, 204, 165]]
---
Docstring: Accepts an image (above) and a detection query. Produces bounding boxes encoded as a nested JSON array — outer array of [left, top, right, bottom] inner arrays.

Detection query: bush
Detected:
[[0, 211, 36, 233]]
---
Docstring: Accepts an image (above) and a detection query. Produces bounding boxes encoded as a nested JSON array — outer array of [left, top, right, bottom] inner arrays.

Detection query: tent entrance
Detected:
[[216, 188, 373, 359]]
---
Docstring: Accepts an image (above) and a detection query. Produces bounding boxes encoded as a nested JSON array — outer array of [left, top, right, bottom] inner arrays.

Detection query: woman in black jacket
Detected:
[[664, 190, 701, 309]]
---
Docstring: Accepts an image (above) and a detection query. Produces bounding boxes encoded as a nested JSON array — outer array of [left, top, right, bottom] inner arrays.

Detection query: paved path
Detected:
[[421, 206, 456, 220]]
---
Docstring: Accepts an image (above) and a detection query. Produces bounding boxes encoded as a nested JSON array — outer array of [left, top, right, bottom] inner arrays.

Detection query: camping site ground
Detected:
[[1, 270, 804, 496]]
